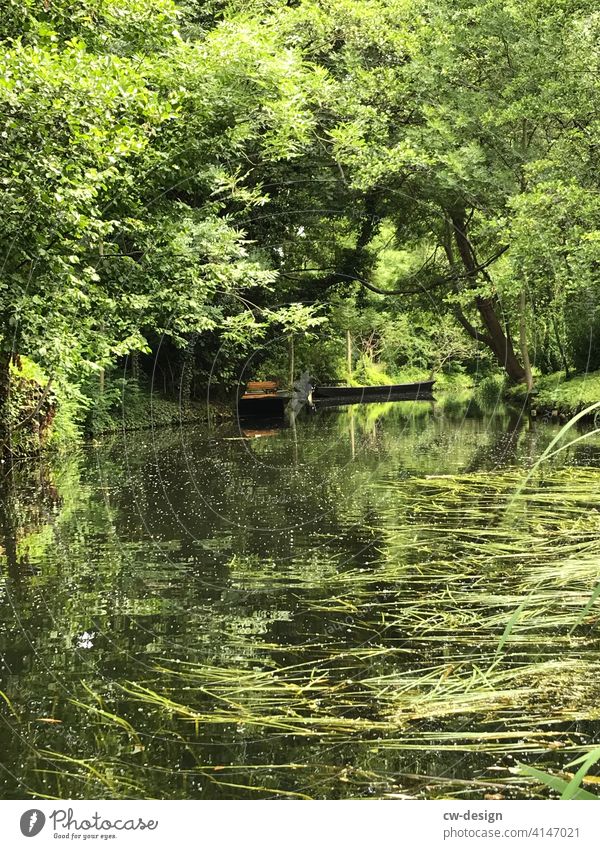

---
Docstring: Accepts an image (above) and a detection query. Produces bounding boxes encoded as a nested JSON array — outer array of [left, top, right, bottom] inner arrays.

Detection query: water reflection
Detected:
[[1, 400, 599, 799]]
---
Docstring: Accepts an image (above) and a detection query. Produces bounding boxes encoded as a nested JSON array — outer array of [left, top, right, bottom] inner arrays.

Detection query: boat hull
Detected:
[[312, 380, 435, 401], [237, 392, 291, 417]]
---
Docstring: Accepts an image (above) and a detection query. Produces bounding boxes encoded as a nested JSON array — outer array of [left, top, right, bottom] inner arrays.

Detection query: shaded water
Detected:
[[1, 398, 600, 799]]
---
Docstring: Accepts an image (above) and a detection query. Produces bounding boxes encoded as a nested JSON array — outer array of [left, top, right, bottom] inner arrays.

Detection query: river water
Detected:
[[1, 398, 600, 799]]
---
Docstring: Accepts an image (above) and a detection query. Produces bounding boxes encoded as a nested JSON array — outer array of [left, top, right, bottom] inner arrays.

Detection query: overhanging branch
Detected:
[[282, 245, 508, 298], [452, 305, 493, 347]]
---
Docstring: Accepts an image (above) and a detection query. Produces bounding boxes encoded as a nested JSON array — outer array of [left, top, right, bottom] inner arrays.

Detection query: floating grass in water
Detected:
[[6, 457, 600, 800]]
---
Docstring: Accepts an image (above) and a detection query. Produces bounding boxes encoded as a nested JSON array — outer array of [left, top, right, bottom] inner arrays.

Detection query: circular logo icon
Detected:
[[20, 810, 46, 837]]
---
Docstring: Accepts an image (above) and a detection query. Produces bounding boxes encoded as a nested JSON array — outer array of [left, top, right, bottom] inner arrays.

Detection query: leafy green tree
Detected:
[[256, 0, 600, 387], [0, 0, 323, 448], [4, 0, 600, 452]]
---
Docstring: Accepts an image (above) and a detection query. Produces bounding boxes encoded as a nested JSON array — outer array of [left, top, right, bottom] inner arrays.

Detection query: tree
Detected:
[[0, 0, 324, 448], [250, 0, 600, 386]]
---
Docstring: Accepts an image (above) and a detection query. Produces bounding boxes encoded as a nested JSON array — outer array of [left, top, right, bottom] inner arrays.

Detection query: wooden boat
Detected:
[[312, 379, 435, 402], [240, 427, 282, 439], [237, 380, 291, 417], [237, 376, 433, 415]]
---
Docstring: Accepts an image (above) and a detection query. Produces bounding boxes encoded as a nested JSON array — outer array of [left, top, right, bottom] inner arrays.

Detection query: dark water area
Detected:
[[1, 397, 600, 800]]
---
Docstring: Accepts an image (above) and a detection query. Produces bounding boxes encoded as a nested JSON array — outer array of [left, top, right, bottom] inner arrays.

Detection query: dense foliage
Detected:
[[2, 0, 600, 449]]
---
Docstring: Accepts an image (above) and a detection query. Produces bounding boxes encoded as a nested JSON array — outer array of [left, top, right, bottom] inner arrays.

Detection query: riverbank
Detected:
[[10, 365, 599, 455], [508, 371, 600, 418], [74, 369, 471, 441], [86, 389, 232, 437], [5, 358, 234, 455]]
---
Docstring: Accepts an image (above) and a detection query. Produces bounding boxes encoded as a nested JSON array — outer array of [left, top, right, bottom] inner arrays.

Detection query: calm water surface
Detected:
[[1, 398, 600, 799]]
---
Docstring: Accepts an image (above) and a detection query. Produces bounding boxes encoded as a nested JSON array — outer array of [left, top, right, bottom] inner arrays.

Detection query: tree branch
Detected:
[[452, 305, 493, 347], [12, 379, 53, 433], [281, 245, 508, 298]]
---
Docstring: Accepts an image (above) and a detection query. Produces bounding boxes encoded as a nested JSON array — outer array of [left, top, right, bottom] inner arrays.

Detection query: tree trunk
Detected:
[[131, 350, 140, 383], [180, 352, 193, 410], [179, 334, 197, 410], [552, 315, 570, 380], [519, 288, 534, 392], [346, 330, 352, 377], [0, 350, 12, 456], [289, 335, 295, 389], [476, 295, 526, 383], [450, 210, 526, 384]]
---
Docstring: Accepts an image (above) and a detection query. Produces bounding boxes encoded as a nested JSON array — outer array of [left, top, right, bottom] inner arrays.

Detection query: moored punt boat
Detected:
[[237, 380, 291, 417], [312, 380, 435, 403]]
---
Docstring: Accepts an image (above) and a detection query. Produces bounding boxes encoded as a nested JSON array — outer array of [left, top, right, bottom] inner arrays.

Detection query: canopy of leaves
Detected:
[[2, 0, 600, 441]]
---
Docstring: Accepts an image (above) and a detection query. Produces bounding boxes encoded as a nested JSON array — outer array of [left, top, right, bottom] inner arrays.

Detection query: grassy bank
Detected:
[[524, 372, 600, 417], [85, 384, 230, 437], [5, 358, 233, 454], [347, 360, 475, 391]]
